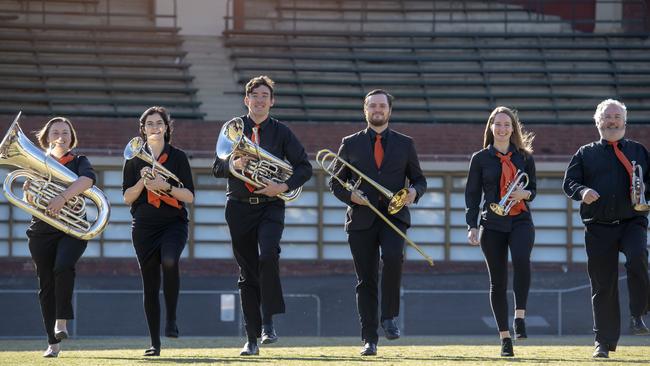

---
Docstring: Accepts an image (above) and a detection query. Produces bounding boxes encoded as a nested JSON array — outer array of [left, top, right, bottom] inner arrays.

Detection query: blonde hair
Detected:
[[483, 106, 534, 155]]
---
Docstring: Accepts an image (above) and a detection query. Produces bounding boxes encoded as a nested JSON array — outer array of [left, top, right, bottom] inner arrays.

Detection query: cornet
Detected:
[[489, 170, 529, 216], [0, 112, 110, 240], [631, 160, 649, 211], [317, 149, 434, 266], [123, 136, 184, 197]]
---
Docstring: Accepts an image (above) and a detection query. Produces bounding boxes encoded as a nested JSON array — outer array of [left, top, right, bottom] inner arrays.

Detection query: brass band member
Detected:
[[328, 89, 427, 356], [25, 117, 97, 357], [212, 76, 313, 356], [465, 106, 536, 357], [563, 99, 650, 359], [122, 107, 195, 356]]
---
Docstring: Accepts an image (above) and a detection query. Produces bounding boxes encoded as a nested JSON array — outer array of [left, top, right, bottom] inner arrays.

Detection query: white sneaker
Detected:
[[43, 344, 60, 358]]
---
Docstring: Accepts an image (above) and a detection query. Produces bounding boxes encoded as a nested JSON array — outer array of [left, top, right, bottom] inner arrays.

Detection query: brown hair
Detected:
[[483, 106, 534, 155], [35, 116, 78, 150], [245, 75, 275, 98], [139, 106, 173, 143], [364, 89, 394, 108]]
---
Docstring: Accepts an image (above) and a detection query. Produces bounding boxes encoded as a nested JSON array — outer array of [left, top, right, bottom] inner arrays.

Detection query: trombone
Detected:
[[631, 160, 649, 211], [489, 170, 529, 216], [317, 149, 434, 266]]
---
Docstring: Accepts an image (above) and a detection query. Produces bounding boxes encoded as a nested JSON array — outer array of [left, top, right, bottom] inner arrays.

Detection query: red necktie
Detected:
[[146, 152, 181, 209], [374, 135, 384, 169], [609, 141, 634, 185], [245, 126, 259, 192], [496, 152, 527, 216], [57, 153, 74, 165]]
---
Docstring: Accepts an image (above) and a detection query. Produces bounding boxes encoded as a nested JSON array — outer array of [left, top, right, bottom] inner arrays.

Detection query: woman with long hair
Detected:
[[122, 106, 194, 356], [465, 106, 537, 357]]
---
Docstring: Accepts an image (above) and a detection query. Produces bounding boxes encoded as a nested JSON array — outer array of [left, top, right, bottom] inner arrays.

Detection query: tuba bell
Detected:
[[0, 112, 110, 240], [215, 117, 301, 201], [123, 136, 184, 197], [631, 160, 649, 211], [489, 170, 529, 216]]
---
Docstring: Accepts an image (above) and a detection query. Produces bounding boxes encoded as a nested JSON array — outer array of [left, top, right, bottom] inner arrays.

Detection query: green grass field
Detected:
[[1, 336, 649, 365]]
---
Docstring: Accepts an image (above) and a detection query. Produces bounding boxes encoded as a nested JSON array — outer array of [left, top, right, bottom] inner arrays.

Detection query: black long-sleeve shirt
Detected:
[[122, 143, 195, 224], [28, 153, 97, 234], [212, 115, 313, 199], [563, 138, 650, 224], [465, 144, 537, 232]]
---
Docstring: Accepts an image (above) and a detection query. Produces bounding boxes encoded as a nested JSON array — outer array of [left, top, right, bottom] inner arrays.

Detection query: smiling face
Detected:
[[490, 112, 513, 145], [142, 113, 167, 143], [244, 84, 274, 121], [596, 103, 626, 142], [47, 121, 72, 151], [364, 93, 391, 127]]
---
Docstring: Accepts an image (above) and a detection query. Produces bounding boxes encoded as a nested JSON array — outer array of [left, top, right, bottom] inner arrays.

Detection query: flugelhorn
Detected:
[[0, 112, 110, 240], [317, 148, 434, 266], [216, 117, 301, 202], [123, 136, 184, 197], [631, 160, 649, 211], [489, 170, 529, 216]]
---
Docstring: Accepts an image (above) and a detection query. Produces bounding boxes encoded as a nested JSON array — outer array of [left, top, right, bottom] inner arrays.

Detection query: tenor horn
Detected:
[[123, 136, 184, 197], [0, 112, 110, 240]]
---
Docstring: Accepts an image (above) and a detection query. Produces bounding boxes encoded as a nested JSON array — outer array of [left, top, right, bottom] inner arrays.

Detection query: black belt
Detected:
[[228, 196, 279, 205]]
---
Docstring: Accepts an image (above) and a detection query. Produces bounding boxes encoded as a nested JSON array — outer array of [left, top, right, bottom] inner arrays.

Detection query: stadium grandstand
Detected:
[[0, 0, 649, 341]]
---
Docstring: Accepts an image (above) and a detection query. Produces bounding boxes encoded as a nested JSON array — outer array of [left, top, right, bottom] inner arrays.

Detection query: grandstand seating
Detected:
[[0, 0, 204, 119], [224, 0, 650, 124]]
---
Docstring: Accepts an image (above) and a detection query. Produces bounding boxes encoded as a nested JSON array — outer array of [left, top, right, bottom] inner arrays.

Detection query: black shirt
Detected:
[[122, 143, 195, 224], [563, 138, 649, 223], [212, 115, 313, 199], [465, 144, 537, 232], [28, 153, 97, 234]]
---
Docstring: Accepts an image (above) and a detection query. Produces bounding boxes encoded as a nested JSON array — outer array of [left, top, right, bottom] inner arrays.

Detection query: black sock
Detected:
[[262, 314, 273, 326], [247, 336, 257, 344]]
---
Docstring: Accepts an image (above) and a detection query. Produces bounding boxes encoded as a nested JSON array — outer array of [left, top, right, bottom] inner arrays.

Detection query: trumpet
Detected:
[[317, 149, 434, 266], [123, 136, 183, 197], [631, 160, 649, 211], [216, 117, 301, 202], [0, 112, 110, 240], [489, 170, 529, 216]]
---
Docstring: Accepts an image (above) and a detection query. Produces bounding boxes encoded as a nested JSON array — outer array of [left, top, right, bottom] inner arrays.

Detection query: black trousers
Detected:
[[348, 217, 406, 344], [225, 199, 286, 339], [584, 216, 649, 347], [28, 231, 87, 345], [480, 218, 535, 332], [132, 220, 187, 349]]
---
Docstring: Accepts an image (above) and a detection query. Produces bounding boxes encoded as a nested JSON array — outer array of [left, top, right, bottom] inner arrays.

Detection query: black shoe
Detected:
[[360, 342, 377, 356], [261, 324, 278, 344], [630, 316, 650, 335], [593, 343, 609, 358], [165, 321, 179, 338], [54, 330, 68, 341], [240, 342, 259, 356], [381, 318, 400, 340], [143, 347, 160, 356], [513, 318, 527, 339], [500, 337, 514, 357]]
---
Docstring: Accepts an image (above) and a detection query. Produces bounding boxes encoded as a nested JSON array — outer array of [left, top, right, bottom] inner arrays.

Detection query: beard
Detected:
[[367, 112, 389, 127], [598, 124, 625, 141]]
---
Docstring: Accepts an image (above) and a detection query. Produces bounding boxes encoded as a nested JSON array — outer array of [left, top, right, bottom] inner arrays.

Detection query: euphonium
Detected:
[[317, 148, 434, 266], [216, 117, 301, 202], [631, 160, 649, 211], [489, 170, 529, 216], [123, 136, 184, 197], [0, 112, 110, 240]]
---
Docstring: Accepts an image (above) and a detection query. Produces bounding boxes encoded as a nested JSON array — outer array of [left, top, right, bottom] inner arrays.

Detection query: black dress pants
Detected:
[[348, 217, 406, 344], [225, 199, 286, 339], [28, 231, 87, 345], [585, 216, 649, 347]]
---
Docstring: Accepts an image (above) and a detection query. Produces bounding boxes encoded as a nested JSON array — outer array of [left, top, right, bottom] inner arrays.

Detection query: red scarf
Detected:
[[58, 152, 74, 165], [496, 151, 527, 216], [146, 152, 181, 209]]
